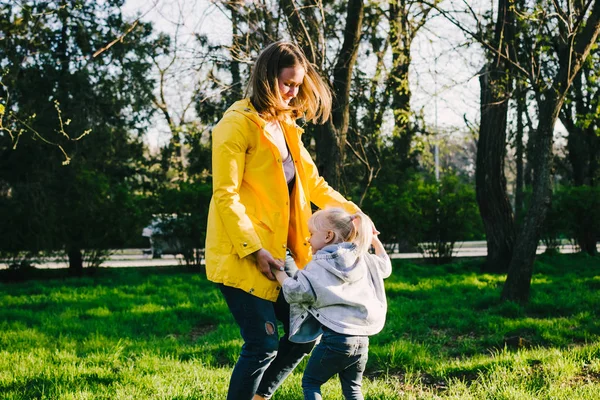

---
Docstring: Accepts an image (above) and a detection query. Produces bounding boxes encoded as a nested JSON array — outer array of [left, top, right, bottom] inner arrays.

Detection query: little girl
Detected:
[[272, 207, 392, 400]]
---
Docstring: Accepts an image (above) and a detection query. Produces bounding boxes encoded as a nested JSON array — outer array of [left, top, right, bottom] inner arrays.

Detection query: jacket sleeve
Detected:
[[211, 116, 262, 258], [282, 270, 317, 304], [298, 141, 359, 214]]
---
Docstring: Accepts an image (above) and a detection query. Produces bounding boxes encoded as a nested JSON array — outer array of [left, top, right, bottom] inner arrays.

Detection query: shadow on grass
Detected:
[[0, 373, 122, 398], [2, 254, 599, 373], [0, 266, 230, 346]]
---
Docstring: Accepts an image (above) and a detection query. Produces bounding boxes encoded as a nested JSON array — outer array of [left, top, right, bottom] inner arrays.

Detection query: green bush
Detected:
[[148, 181, 212, 266], [363, 172, 483, 263], [542, 185, 600, 253]]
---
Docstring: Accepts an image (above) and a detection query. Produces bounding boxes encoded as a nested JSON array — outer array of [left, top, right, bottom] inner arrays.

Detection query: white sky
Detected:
[[121, 0, 484, 149]]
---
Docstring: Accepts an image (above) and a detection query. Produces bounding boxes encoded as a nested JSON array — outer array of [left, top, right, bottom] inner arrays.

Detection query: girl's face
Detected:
[[278, 65, 305, 105], [308, 225, 334, 254]]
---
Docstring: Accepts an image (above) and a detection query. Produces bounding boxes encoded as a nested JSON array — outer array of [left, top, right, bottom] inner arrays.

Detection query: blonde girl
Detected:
[[273, 207, 392, 400]]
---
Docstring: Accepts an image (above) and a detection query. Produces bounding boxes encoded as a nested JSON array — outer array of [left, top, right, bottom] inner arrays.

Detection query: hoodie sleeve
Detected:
[[370, 253, 392, 279], [282, 270, 317, 305]]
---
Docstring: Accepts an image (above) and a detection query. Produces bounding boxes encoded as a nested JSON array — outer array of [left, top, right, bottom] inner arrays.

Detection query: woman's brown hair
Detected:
[[245, 42, 332, 124]]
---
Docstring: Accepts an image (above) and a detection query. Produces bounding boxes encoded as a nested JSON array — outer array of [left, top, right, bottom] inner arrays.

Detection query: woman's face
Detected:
[[278, 65, 305, 105]]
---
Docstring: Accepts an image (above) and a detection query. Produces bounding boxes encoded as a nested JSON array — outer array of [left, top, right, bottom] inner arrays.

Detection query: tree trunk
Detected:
[[475, 0, 516, 273], [284, 0, 364, 189], [562, 73, 599, 255], [321, 0, 364, 188], [314, 123, 342, 189], [502, 96, 559, 303], [476, 65, 516, 273], [68, 246, 83, 275], [515, 90, 525, 225], [387, 1, 414, 166], [226, 2, 242, 102]]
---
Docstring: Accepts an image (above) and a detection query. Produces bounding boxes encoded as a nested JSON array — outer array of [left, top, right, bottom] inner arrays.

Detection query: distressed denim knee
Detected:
[[239, 319, 280, 362], [218, 284, 283, 400]]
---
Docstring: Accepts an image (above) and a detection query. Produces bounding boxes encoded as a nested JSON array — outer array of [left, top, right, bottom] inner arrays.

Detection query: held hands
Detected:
[[254, 248, 284, 281]]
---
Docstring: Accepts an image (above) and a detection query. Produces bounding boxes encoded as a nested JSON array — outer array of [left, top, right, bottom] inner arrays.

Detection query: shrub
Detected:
[[147, 181, 212, 267], [542, 185, 600, 254], [363, 172, 483, 263]]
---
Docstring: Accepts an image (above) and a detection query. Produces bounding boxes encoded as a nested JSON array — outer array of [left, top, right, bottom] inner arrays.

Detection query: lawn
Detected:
[[1, 254, 600, 399]]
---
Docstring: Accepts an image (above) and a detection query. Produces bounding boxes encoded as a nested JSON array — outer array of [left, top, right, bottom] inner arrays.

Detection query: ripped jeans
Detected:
[[218, 252, 316, 400]]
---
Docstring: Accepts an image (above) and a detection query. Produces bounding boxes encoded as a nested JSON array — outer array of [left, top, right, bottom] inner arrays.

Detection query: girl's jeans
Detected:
[[218, 251, 315, 400], [302, 328, 369, 400]]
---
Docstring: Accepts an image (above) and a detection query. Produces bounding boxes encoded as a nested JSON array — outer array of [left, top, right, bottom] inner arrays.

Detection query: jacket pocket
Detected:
[[246, 205, 274, 232]]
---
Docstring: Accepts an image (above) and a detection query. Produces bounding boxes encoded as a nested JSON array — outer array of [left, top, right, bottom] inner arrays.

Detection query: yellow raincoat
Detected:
[[205, 99, 359, 301]]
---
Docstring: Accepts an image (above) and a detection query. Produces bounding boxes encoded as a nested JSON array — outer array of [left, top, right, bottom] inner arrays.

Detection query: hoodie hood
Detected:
[[312, 242, 365, 283]]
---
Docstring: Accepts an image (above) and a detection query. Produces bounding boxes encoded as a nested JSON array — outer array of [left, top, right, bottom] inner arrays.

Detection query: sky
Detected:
[[121, 0, 485, 150]]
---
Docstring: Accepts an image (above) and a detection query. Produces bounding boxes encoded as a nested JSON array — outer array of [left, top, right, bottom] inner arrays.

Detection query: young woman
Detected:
[[205, 42, 360, 400], [272, 208, 392, 400]]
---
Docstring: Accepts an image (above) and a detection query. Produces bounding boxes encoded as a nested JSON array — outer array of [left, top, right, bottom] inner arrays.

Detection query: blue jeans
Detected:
[[218, 252, 315, 400], [302, 328, 369, 400]]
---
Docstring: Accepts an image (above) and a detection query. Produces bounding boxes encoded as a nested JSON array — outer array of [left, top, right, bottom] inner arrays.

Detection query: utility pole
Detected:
[[434, 56, 439, 181]]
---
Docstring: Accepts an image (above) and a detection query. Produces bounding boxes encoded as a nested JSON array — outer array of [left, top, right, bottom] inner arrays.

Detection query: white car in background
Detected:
[[141, 215, 183, 258]]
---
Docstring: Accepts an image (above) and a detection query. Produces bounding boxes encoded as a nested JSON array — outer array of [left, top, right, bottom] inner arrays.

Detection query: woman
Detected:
[[205, 41, 359, 400]]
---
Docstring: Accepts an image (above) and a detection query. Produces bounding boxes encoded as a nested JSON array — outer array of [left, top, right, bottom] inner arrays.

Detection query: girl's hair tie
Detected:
[[350, 214, 358, 221]]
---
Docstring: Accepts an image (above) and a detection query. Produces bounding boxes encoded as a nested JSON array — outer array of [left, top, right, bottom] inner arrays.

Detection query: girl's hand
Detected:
[[254, 248, 284, 281], [372, 222, 381, 236]]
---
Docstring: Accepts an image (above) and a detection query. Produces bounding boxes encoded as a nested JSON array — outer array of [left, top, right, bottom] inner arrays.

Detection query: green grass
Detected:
[[1, 254, 600, 399]]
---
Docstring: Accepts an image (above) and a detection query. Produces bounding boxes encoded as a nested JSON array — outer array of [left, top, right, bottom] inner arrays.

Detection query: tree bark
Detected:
[[477, 65, 516, 273], [515, 90, 525, 225], [316, 0, 364, 189], [387, 0, 413, 163], [502, 94, 559, 302], [68, 247, 83, 275], [561, 71, 599, 255], [226, 2, 242, 102], [282, 0, 364, 189], [475, 0, 516, 273]]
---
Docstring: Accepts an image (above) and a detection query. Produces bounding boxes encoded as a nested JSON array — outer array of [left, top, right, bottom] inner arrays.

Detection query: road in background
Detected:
[[2, 241, 593, 269]]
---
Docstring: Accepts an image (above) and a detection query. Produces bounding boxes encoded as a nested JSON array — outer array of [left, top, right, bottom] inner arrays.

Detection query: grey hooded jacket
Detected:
[[282, 242, 392, 343]]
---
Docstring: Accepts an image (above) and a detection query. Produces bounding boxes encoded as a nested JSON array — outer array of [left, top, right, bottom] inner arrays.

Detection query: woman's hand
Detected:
[[254, 248, 284, 281]]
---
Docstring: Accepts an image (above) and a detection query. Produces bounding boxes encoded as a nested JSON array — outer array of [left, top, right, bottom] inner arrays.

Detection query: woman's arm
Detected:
[[212, 117, 281, 279], [212, 118, 261, 258]]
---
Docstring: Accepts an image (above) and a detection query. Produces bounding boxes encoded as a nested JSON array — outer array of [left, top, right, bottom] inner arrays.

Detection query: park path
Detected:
[[1, 241, 591, 269]]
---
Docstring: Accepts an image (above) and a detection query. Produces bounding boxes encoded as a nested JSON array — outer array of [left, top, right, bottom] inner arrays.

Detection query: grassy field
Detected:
[[1, 254, 600, 399]]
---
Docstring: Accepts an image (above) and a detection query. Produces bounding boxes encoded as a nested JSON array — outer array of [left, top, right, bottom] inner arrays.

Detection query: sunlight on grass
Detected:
[[1, 256, 599, 398]]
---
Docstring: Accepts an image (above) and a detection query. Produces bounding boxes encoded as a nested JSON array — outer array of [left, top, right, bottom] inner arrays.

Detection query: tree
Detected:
[[280, 0, 365, 189], [502, 0, 600, 302], [476, 0, 517, 273], [559, 47, 600, 255], [432, 0, 600, 302], [0, 0, 157, 273]]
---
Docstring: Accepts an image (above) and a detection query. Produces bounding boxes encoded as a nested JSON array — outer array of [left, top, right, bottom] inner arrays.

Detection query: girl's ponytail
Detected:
[[309, 207, 374, 255], [351, 212, 374, 255]]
